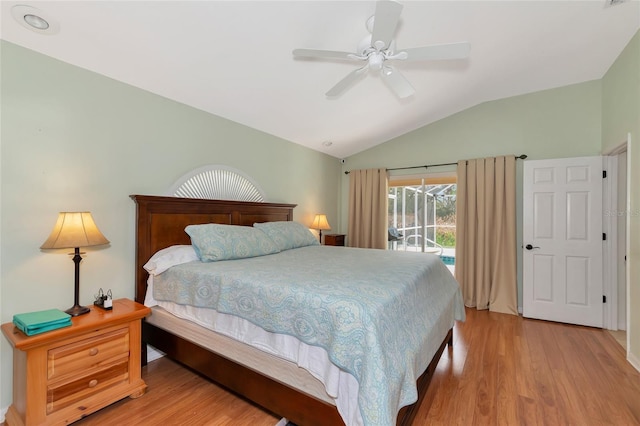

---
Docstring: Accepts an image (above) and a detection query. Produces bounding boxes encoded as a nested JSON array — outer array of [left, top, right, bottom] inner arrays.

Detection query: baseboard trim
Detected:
[[628, 350, 640, 373], [1, 405, 8, 423]]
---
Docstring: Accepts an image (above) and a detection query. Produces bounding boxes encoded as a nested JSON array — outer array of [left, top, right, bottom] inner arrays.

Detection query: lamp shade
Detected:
[[41, 212, 110, 249], [311, 214, 331, 231]]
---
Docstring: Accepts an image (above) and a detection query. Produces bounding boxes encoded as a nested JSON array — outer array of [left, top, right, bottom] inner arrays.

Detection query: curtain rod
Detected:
[[344, 154, 528, 175]]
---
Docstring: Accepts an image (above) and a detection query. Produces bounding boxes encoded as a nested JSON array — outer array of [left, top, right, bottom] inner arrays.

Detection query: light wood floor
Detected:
[[609, 329, 628, 351], [6, 308, 640, 425], [419, 309, 640, 425]]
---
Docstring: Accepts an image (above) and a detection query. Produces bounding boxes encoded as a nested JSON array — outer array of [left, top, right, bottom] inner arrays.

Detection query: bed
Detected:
[[131, 194, 464, 426]]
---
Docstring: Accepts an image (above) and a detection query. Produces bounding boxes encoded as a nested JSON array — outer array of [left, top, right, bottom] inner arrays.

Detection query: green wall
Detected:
[[343, 80, 602, 170], [0, 41, 341, 411], [341, 78, 603, 310], [602, 31, 640, 369]]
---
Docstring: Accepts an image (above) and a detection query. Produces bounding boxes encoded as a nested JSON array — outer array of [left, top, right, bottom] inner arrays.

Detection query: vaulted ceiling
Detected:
[[2, 1, 639, 158]]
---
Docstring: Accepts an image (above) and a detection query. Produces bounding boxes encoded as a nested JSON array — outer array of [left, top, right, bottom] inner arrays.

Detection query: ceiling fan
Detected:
[[292, 0, 470, 99]]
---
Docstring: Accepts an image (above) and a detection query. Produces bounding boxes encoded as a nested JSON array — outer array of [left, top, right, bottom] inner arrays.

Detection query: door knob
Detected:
[[525, 244, 540, 250]]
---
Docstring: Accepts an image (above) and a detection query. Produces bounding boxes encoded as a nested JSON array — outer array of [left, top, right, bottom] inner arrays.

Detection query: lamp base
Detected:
[[65, 304, 90, 317]]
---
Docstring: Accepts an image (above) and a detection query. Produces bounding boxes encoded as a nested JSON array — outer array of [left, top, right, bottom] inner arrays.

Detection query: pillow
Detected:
[[253, 221, 320, 251], [144, 245, 199, 275], [185, 223, 280, 262]]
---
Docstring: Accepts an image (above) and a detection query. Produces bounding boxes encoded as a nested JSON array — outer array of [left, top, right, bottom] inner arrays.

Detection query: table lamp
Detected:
[[40, 212, 110, 316], [311, 214, 331, 243]]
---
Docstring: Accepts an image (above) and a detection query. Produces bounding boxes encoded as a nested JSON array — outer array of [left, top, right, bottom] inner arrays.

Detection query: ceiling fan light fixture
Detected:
[[368, 52, 385, 70]]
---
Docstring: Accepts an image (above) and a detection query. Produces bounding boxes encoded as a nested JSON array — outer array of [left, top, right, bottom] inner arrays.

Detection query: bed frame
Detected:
[[131, 194, 452, 426]]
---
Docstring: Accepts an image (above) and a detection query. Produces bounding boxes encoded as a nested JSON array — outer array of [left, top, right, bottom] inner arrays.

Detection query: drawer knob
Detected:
[[88, 379, 98, 388], [89, 348, 99, 356]]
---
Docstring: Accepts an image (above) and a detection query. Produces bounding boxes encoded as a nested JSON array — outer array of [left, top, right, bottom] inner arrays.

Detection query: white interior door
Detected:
[[523, 156, 603, 327]]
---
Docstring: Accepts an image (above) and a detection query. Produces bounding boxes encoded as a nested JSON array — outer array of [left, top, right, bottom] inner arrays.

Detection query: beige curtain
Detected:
[[455, 156, 517, 315], [348, 168, 388, 249]]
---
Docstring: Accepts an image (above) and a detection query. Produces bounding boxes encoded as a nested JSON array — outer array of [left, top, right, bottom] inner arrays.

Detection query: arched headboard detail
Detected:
[[167, 165, 266, 202]]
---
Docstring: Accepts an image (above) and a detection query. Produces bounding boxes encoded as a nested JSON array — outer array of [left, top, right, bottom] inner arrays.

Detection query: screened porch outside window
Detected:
[[388, 178, 456, 273]]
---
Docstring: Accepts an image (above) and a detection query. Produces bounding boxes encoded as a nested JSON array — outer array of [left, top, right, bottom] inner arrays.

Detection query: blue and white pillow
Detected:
[[253, 221, 320, 251], [185, 224, 280, 262]]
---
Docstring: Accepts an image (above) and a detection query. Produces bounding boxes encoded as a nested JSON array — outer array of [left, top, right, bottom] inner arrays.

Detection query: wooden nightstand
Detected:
[[1, 299, 150, 426], [324, 234, 345, 246]]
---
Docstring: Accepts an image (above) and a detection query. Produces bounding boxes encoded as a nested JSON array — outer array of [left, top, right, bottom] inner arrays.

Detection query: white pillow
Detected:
[[144, 245, 199, 275]]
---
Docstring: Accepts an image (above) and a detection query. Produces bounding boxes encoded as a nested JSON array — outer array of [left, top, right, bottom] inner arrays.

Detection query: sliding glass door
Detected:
[[388, 177, 457, 270]]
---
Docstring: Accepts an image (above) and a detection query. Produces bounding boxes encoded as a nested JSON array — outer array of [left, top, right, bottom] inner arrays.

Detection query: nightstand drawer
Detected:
[[48, 327, 130, 380], [324, 234, 345, 246], [47, 359, 129, 414]]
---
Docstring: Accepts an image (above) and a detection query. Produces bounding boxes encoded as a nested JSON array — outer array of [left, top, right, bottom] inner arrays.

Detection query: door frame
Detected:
[[603, 153, 619, 330], [603, 136, 630, 332]]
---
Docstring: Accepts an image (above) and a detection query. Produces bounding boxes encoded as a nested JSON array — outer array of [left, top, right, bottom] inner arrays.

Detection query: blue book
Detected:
[[13, 309, 72, 336]]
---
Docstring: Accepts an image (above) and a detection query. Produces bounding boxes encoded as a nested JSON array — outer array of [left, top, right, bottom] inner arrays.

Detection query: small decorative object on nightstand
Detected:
[[324, 234, 346, 246], [1, 298, 150, 426]]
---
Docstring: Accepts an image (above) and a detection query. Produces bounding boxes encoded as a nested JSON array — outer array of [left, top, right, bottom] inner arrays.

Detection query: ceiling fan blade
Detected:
[[401, 42, 470, 61], [371, 0, 403, 50], [381, 66, 415, 99], [326, 66, 369, 98], [293, 49, 357, 61]]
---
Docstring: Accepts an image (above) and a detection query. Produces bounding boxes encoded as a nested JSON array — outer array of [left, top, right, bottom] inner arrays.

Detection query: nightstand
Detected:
[[324, 234, 345, 246], [1, 299, 150, 426]]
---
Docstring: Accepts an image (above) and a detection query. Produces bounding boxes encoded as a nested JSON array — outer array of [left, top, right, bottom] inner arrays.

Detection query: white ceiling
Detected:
[[2, 1, 639, 159]]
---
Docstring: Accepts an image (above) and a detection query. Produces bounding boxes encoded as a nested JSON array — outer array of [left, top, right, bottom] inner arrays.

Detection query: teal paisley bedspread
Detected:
[[153, 245, 465, 426]]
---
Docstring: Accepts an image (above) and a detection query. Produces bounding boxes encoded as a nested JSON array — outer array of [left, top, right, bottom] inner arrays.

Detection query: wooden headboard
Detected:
[[130, 195, 296, 304]]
